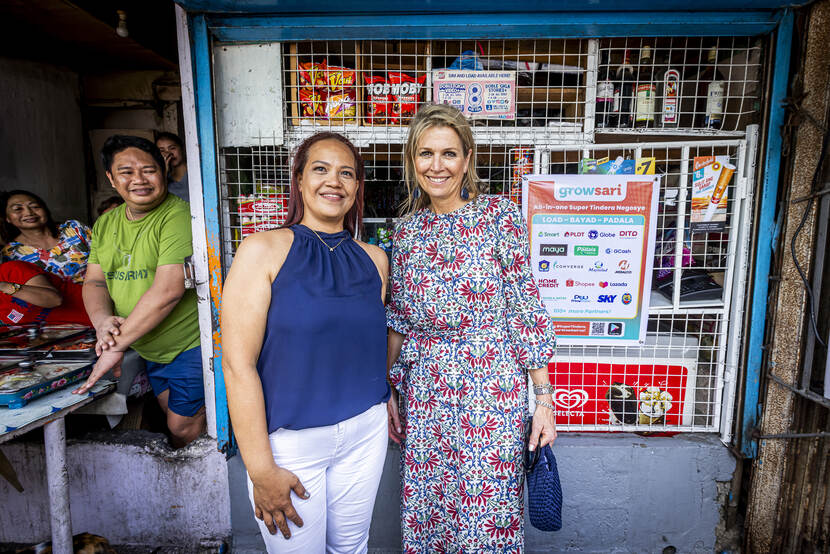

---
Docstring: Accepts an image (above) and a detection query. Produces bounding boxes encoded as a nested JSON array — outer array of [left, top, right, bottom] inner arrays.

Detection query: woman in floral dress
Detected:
[[386, 104, 558, 553]]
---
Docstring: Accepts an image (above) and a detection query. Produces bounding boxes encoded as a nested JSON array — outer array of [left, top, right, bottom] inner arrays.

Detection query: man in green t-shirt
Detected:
[[75, 135, 205, 448]]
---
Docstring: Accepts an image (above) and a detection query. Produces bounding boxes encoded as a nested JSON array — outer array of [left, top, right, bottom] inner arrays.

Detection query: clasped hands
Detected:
[[73, 315, 127, 395]]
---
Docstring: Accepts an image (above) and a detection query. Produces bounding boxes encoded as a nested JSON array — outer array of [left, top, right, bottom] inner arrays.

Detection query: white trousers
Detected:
[[247, 402, 388, 554]]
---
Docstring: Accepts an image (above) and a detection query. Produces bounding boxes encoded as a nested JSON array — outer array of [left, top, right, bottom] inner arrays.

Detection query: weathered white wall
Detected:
[[0, 58, 87, 223], [0, 432, 231, 547]]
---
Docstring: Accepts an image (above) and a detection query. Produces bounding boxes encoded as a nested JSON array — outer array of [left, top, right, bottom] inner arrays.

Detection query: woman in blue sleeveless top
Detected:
[[221, 132, 391, 553]]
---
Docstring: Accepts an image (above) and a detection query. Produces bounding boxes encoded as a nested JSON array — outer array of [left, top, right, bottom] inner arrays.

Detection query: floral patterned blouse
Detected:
[[2, 220, 92, 283], [387, 194, 556, 553]]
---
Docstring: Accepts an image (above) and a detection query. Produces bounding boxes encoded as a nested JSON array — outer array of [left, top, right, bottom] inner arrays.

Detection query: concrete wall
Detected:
[[0, 58, 87, 224], [226, 433, 736, 553], [0, 431, 231, 548]]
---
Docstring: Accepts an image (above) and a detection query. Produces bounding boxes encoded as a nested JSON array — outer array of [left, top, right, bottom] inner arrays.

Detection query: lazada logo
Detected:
[[554, 182, 627, 202]]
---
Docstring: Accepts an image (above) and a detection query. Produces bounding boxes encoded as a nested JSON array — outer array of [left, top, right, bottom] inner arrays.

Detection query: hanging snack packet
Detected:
[[388, 72, 427, 124], [299, 87, 327, 119], [364, 74, 390, 125], [326, 92, 357, 121], [325, 65, 357, 92], [298, 61, 327, 88]]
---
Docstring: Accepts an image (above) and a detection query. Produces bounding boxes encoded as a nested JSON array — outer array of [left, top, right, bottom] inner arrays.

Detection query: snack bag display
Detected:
[[326, 65, 357, 92], [299, 61, 327, 88], [238, 183, 290, 238], [299, 88, 327, 119], [327, 93, 357, 121], [364, 74, 390, 125], [388, 72, 427, 124]]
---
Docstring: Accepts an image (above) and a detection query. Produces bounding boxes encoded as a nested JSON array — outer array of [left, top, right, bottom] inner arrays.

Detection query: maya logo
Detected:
[[554, 183, 627, 202], [553, 389, 589, 410]]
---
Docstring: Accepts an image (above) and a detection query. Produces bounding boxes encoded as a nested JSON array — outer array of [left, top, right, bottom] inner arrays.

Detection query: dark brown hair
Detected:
[[282, 132, 365, 237]]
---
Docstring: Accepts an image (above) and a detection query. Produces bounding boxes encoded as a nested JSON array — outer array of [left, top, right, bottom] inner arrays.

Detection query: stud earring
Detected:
[[460, 186, 470, 200], [413, 187, 421, 200]]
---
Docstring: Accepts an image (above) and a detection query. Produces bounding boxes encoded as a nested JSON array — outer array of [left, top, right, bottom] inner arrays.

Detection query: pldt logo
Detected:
[[598, 294, 617, 303], [540, 244, 567, 256]]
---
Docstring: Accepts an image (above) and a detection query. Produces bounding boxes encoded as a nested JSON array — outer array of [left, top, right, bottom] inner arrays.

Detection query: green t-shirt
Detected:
[[89, 194, 200, 363]]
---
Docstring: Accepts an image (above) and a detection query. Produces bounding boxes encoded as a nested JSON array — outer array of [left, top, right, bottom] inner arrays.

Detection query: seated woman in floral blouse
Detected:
[[1, 190, 91, 284]]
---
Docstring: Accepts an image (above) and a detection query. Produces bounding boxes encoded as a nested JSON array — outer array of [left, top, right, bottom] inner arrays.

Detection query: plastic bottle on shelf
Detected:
[[634, 46, 656, 128]]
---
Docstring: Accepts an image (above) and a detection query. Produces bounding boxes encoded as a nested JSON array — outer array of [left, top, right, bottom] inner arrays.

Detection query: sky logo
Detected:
[[598, 294, 617, 303]]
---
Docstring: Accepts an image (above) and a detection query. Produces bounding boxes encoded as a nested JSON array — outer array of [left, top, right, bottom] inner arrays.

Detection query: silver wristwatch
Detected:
[[533, 383, 555, 395]]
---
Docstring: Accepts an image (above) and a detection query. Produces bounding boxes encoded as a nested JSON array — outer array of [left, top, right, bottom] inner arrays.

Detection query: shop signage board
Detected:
[[432, 70, 516, 119], [522, 174, 660, 345]]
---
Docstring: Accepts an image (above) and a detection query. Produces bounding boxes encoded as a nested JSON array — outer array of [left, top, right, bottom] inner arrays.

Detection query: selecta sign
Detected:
[[523, 174, 660, 345]]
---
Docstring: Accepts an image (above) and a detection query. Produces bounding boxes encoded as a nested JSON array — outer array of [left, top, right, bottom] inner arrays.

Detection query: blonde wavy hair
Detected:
[[400, 103, 482, 217]]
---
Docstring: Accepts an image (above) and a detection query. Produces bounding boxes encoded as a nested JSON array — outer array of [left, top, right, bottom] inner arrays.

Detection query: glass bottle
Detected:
[[634, 46, 656, 128], [695, 47, 726, 129], [657, 51, 681, 128], [595, 49, 615, 129], [614, 49, 635, 128]]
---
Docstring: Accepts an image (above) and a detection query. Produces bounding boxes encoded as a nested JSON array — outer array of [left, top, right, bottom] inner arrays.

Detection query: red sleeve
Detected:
[[0, 261, 46, 284]]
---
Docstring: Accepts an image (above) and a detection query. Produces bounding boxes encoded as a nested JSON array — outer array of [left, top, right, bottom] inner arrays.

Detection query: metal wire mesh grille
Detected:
[[213, 37, 763, 434]]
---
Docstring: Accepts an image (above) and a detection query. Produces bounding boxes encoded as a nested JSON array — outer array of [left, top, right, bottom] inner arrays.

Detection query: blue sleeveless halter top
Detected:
[[257, 224, 390, 432]]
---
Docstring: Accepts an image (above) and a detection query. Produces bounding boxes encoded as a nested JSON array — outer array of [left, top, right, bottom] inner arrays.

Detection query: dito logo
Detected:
[[622, 292, 633, 304], [619, 230, 639, 238], [539, 260, 550, 272], [599, 281, 609, 288], [598, 294, 617, 303], [540, 244, 567, 256], [554, 182, 627, 202], [608, 322, 623, 335], [552, 389, 589, 410], [588, 230, 598, 239], [574, 245, 599, 256]]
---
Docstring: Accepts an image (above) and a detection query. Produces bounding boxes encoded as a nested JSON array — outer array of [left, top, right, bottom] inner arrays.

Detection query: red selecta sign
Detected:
[[549, 359, 693, 427]]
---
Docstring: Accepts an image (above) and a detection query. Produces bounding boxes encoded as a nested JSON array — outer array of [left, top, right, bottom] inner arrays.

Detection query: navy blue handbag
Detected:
[[525, 441, 563, 531]]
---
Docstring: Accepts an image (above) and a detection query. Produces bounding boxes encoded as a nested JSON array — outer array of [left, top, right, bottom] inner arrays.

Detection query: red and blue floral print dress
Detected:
[[387, 195, 556, 553]]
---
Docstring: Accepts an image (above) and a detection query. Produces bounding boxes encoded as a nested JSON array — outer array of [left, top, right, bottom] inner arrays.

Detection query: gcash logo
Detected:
[[539, 260, 550, 272], [622, 292, 633, 304], [619, 230, 639, 238], [540, 244, 567, 256], [605, 248, 632, 254], [598, 294, 617, 303], [554, 183, 627, 202]]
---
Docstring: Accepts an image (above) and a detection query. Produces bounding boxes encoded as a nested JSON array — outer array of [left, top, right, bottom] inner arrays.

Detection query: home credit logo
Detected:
[[554, 182, 627, 202]]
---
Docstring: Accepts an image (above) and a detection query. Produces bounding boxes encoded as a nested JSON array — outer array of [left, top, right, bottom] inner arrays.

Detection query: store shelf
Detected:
[[516, 87, 581, 104], [284, 123, 587, 147], [596, 128, 746, 137], [647, 290, 726, 313]]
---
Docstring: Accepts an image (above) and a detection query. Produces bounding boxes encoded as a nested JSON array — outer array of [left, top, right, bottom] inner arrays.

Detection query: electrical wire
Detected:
[[789, 124, 829, 350]]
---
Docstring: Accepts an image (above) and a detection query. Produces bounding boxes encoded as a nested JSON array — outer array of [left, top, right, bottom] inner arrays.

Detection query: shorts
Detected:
[[145, 346, 205, 417]]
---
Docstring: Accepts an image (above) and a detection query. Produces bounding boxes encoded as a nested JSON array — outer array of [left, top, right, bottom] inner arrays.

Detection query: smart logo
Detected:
[[540, 244, 567, 256], [622, 292, 633, 304], [554, 182, 627, 202], [598, 294, 617, 303], [539, 260, 550, 272]]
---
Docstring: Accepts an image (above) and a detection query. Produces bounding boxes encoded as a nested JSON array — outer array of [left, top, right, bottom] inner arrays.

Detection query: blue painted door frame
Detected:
[[184, 9, 794, 458]]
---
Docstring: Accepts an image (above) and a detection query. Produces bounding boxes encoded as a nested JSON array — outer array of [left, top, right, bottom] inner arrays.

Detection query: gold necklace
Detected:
[[309, 227, 348, 252]]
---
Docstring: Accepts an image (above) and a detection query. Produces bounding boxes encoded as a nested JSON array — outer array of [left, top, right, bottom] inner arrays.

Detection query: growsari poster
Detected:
[[522, 174, 660, 345]]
